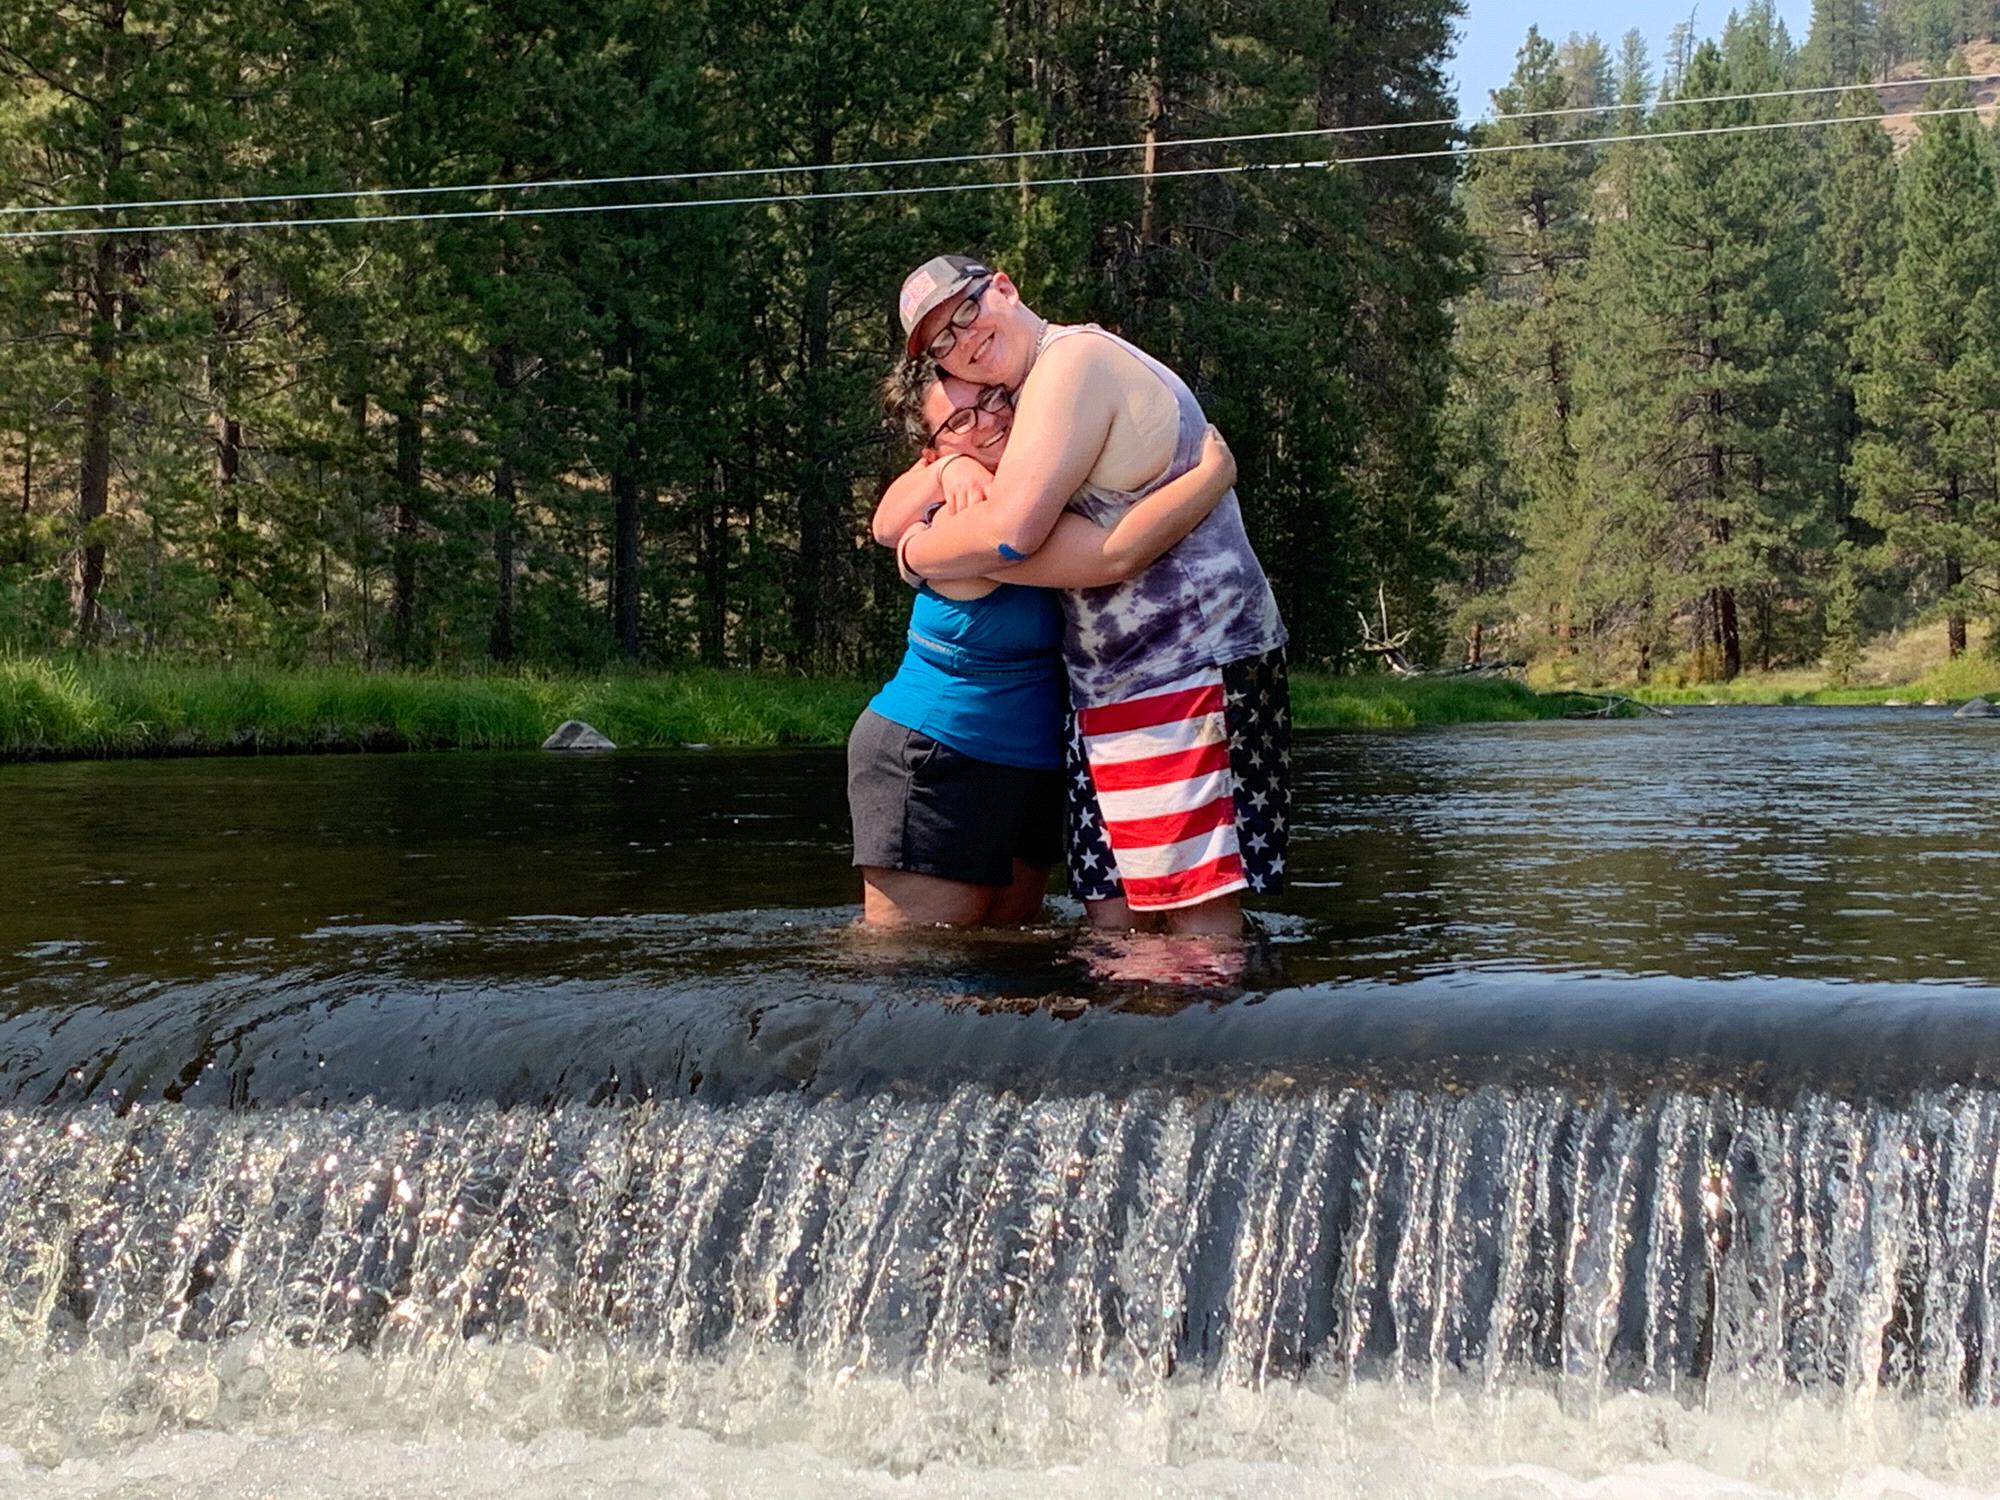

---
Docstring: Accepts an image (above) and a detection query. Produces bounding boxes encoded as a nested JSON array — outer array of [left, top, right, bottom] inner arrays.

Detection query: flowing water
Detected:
[[2, 706, 1998, 1497]]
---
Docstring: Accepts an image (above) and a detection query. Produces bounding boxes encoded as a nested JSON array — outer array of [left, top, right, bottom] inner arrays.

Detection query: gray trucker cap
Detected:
[[897, 254, 990, 356]]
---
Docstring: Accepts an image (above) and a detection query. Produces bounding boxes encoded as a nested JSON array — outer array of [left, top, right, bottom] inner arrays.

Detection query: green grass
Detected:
[[1291, 673, 1615, 729], [0, 659, 871, 759], [0, 658, 1615, 761], [1632, 651, 2000, 708]]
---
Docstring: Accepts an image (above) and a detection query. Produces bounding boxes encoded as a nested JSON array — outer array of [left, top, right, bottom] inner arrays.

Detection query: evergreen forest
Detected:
[[1, 0, 1996, 684], [1446, 6, 2000, 681]]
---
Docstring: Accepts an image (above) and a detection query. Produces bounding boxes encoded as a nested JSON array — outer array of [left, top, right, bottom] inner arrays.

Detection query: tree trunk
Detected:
[[1001, 0, 1032, 215], [316, 500, 330, 626], [1712, 582, 1742, 679], [610, 334, 643, 661], [1706, 356, 1740, 676], [16, 411, 32, 566], [488, 344, 520, 664], [348, 393, 371, 664], [701, 456, 728, 667], [75, 243, 118, 645], [1945, 555, 1967, 658], [790, 116, 843, 671], [391, 374, 422, 666], [490, 455, 516, 663], [210, 272, 245, 601], [72, 2, 128, 645], [1137, 7, 1163, 256], [215, 407, 242, 599]]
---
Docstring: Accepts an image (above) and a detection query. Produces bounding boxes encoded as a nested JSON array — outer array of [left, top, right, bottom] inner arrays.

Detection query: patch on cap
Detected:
[[897, 255, 990, 353], [898, 267, 939, 328]]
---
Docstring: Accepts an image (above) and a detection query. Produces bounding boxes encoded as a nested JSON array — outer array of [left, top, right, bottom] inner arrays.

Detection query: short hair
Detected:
[[882, 354, 941, 450]]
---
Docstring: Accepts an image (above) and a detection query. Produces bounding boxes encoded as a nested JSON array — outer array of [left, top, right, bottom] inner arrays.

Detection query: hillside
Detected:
[[1878, 39, 2000, 146]]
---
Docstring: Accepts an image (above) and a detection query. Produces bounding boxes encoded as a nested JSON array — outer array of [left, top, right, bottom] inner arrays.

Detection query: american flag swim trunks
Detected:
[[1065, 648, 1290, 911]]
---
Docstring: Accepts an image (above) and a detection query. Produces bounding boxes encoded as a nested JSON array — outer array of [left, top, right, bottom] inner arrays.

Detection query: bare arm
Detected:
[[973, 427, 1236, 590], [873, 455, 996, 547], [872, 459, 943, 546], [917, 338, 1121, 569]]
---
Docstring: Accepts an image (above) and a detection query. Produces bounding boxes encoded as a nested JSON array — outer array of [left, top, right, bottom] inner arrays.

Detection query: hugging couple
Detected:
[[848, 255, 1290, 937]]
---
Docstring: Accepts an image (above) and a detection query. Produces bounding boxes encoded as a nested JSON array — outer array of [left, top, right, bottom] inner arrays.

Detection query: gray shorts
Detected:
[[848, 709, 1064, 887]]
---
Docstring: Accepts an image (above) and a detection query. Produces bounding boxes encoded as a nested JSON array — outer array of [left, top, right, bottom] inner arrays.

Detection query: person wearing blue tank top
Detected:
[[894, 255, 1290, 938], [849, 358, 1240, 927]]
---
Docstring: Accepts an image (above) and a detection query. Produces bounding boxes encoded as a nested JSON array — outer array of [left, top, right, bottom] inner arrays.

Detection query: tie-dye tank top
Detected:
[[1040, 323, 1287, 708]]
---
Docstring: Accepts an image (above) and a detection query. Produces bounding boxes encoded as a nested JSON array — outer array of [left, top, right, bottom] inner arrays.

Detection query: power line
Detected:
[[0, 104, 1982, 244], [1491, 66, 1995, 128], [0, 69, 1992, 224]]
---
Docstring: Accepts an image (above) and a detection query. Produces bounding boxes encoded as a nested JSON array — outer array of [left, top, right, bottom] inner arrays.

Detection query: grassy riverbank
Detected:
[[0, 659, 1615, 760], [1626, 636, 2000, 708]]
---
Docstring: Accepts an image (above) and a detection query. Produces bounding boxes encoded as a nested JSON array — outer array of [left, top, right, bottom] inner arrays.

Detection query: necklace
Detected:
[[1025, 316, 1053, 377]]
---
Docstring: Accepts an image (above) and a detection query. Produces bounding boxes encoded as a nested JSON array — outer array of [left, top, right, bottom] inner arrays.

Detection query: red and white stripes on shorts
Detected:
[[1073, 666, 1248, 911]]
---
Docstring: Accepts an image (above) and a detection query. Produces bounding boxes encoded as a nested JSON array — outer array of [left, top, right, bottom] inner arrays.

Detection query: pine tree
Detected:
[[1852, 79, 2000, 657], [1615, 29, 1655, 114], [0, 0, 240, 643], [1570, 35, 1833, 679], [1815, 85, 1901, 545], [1450, 28, 1607, 661], [1802, 0, 1880, 83], [1821, 541, 1865, 682]]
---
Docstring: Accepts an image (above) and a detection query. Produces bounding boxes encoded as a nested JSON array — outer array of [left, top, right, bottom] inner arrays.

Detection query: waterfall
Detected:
[[7, 1080, 1998, 1407]]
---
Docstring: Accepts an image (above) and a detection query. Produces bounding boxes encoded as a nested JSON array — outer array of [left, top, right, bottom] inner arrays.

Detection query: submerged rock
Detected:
[[1955, 697, 1998, 719], [542, 719, 617, 751]]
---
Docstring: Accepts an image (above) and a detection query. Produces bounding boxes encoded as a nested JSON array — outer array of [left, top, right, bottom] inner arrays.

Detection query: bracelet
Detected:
[[896, 523, 929, 589]]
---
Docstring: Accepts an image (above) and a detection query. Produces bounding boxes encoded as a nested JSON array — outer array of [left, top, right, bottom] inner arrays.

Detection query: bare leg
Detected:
[[1162, 891, 1244, 936], [1085, 894, 1160, 932], [860, 867, 997, 927], [987, 861, 1053, 926]]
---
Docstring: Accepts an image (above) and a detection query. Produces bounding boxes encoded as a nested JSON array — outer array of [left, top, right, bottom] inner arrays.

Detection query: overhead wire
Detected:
[[0, 102, 1986, 243], [0, 68, 1992, 225]]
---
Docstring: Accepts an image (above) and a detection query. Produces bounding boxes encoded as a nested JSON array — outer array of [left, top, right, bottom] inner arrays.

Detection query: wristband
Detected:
[[896, 524, 928, 589]]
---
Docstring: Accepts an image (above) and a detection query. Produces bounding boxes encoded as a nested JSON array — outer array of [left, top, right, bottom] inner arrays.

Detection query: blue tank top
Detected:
[[868, 584, 1065, 770]]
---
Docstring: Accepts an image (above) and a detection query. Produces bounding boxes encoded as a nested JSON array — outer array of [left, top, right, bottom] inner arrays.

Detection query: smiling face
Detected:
[[921, 374, 1012, 464], [913, 271, 1034, 388]]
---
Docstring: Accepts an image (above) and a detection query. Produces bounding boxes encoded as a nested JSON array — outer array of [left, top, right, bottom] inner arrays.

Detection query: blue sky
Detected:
[[1448, 0, 1815, 115]]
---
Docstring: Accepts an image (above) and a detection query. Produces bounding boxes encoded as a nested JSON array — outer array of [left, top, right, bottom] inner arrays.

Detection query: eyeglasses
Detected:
[[925, 278, 992, 360], [926, 382, 1015, 447]]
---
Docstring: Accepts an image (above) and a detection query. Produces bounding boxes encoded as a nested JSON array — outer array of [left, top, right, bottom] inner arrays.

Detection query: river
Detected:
[[1, 706, 1997, 1496]]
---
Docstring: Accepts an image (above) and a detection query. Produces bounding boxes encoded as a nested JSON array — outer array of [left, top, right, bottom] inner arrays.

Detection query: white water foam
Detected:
[[3, 1350, 1999, 1499], [12, 1084, 2000, 1496]]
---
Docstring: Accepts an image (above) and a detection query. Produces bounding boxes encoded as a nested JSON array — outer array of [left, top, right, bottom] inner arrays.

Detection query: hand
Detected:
[[937, 454, 994, 513], [1199, 425, 1236, 487]]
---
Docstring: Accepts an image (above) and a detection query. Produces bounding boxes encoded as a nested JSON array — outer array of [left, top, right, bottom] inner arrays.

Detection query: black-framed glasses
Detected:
[[926, 382, 1015, 447], [925, 278, 992, 360]]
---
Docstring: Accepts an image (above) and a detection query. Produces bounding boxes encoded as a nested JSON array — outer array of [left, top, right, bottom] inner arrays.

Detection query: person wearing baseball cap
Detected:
[[847, 354, 1242, 928], [887, 252, 1290, 937], [897, 256, 1046, 389], [897, 255, 986, 352]]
